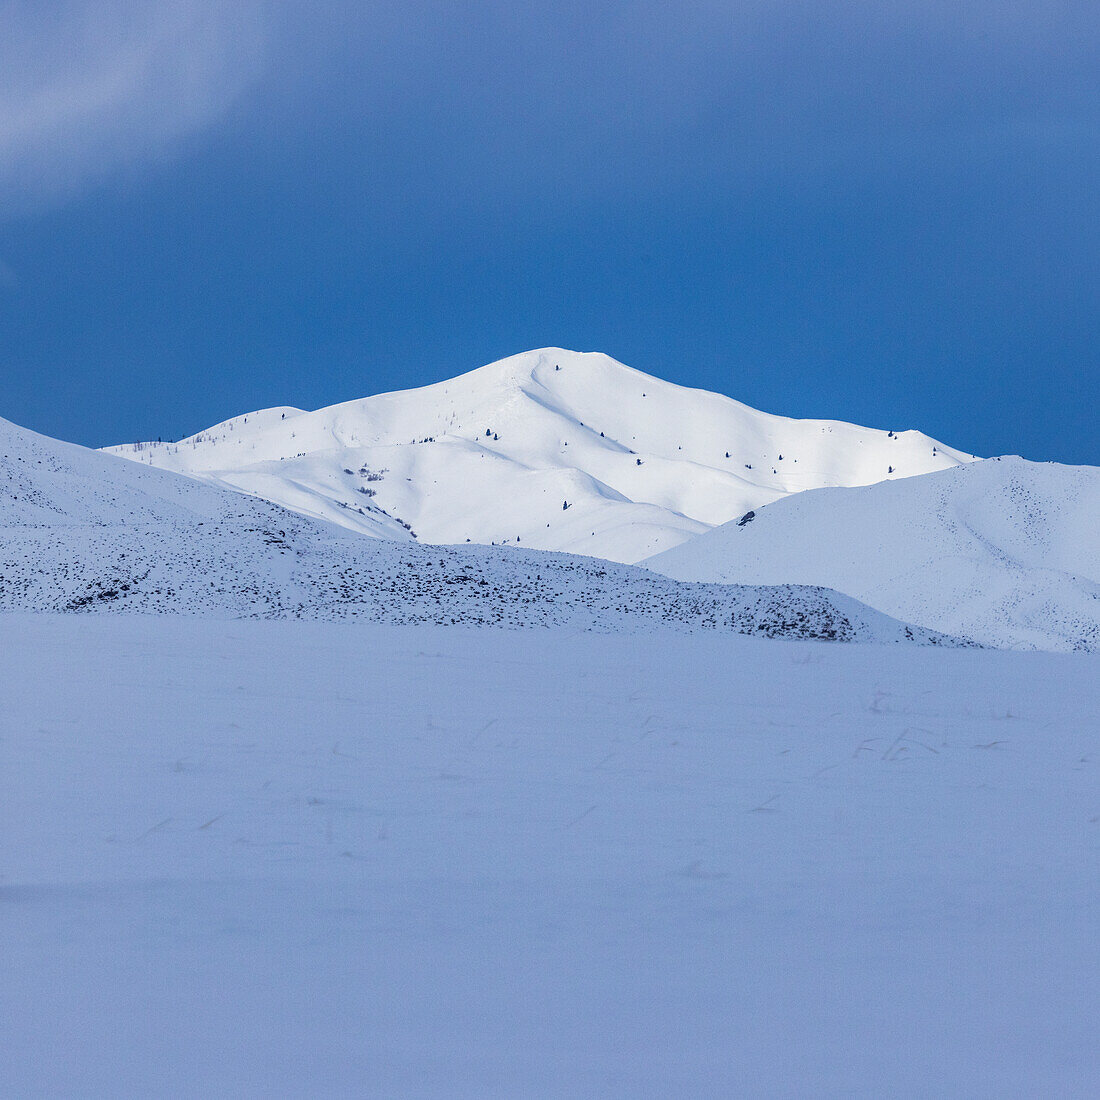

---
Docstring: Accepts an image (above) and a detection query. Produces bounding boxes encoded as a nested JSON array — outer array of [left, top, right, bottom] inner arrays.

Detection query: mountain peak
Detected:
[[103, 349, 975, 564]]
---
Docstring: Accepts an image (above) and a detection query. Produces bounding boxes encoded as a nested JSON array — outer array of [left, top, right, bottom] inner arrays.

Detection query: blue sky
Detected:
[[1, 1, 1097, 462]]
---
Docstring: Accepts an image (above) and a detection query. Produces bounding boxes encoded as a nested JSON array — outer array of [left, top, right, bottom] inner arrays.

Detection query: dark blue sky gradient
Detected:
[[1, 1, 1097, 461]]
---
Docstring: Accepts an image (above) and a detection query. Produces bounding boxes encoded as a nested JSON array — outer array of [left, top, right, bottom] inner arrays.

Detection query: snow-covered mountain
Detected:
[[103, 348, 973, 563], [0, 413, 956, 643], [644, 457, 1100, 651]]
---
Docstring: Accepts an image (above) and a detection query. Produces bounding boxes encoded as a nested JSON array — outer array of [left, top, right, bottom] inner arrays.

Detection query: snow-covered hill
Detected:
[[103, 348, 973, 563], [645, 457, 1100, 651], [0, 414, 956, 644]]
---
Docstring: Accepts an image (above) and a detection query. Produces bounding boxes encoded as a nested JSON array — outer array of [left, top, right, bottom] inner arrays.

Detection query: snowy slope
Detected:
[[103, 348, 973, 563], [645, 456, 1100, 651], [4, 615, 1098, 1095], [0, 414, 957, 644]]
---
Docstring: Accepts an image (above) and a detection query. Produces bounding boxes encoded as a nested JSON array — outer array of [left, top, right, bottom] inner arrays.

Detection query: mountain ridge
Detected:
[[0, 411, 958, 645]]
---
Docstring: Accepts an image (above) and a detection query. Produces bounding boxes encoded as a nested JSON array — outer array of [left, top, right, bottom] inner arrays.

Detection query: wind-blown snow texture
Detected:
[[104, 348, 973, 563], [646, 457, 1100, 652], [0, 414, 952, 644], [2, 616, 1097, 1096]]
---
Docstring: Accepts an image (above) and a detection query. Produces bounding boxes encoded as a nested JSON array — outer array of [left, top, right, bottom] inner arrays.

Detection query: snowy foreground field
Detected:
[[3, 615, 1099, 1098]]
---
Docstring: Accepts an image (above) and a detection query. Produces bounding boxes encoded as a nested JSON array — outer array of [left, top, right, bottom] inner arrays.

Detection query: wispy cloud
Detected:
[[0, 0, 267, 217]]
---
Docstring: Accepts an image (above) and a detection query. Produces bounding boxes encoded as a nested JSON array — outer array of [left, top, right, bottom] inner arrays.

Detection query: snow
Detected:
[[102, 348, 974, 564], [0, 413, 958, 645], [644, 456, 1100, 652], [2, 614, 1098, 1096], [3, 369, 1098, 1094]]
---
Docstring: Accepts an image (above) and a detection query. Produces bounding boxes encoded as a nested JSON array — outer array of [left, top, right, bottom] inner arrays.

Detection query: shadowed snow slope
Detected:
[[0, 414, 955, 644], [103, 348, 973, 563], [645, 457, 1100, 651]]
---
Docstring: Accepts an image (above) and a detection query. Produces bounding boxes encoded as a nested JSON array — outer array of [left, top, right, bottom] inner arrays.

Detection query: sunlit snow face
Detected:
[[0, 1, 267, 215]]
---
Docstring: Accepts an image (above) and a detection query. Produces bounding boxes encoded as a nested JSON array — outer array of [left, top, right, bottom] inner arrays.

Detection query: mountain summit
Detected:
[[105, 348, 973, 563]]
